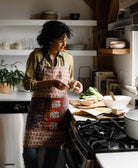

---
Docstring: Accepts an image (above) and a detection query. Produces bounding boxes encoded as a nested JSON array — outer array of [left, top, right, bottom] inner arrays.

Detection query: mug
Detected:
[[11, 42, 23, 49], [1, 41, 10, 50]]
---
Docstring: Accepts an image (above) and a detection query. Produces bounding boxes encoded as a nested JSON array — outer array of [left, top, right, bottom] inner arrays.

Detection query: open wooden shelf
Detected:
[[98, 48, 130, 55]]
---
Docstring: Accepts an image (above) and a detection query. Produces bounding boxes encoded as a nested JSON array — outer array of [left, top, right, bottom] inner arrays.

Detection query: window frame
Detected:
[[132, 31, 138, 87]]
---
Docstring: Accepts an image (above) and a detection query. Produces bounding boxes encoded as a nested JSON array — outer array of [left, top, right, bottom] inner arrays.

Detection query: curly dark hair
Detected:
[[37, 20, 72, 50]]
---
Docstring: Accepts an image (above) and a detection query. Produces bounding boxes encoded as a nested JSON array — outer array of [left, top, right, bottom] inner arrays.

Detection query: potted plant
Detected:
[[0, 60, 24, 94]]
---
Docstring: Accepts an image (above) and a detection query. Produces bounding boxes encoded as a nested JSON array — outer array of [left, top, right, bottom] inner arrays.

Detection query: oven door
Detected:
[[64, 142, 94, 168], [64, 119, 101, 168], [63, 135, 95, 168]]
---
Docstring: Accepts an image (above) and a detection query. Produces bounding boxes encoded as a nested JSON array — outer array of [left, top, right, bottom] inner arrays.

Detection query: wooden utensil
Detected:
[[109, 91, 116, 101]]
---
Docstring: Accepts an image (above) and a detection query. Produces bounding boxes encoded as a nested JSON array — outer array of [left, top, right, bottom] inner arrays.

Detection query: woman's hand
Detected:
[[69, 81, 83, 94], [37, 79, 69, 90], [52, 79, 69, 90]]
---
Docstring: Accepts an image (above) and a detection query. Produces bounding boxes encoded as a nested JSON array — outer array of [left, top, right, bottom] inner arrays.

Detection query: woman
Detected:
[[23, 20, 83, 168]]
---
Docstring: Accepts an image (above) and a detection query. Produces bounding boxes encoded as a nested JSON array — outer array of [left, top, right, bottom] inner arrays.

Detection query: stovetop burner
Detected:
[[75, 119, 138, 154]]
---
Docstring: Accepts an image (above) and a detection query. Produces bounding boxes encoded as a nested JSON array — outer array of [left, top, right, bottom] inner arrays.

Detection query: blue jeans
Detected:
[[23, 147, 66, 168]]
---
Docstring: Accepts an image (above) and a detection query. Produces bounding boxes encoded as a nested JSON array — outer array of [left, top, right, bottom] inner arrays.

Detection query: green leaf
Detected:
[[0, 60, 24, 88]]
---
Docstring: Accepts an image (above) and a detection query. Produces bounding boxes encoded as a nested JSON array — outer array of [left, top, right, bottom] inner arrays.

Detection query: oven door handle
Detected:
[[63, 144, 79, 168]]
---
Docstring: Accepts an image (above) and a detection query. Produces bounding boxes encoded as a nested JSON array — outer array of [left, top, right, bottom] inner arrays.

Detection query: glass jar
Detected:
[[135, 98, 138, 109], [134, 76, 138, 109], [135, 76, 138, 91]]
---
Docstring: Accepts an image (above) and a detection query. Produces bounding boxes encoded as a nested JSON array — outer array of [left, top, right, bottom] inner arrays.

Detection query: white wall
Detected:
[[0, 0, 93, 19], [113, 31, 138, 88], [113, 31, 132, 86], [0, 0, 94, 81]]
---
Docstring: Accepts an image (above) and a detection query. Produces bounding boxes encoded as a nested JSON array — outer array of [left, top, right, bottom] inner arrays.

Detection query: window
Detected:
[[132, 31, 138, 87]]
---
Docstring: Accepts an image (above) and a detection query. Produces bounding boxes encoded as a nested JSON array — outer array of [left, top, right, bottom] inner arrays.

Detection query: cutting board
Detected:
[[74, 110, 125, 120], [70, 100, 125, 120], [95, 111, 124, 119], [69, 100, 106, 109]]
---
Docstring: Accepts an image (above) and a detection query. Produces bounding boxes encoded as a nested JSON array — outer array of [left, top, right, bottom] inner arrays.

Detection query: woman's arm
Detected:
[[66, 52, 83, 94], [23, 50, 41, 91]]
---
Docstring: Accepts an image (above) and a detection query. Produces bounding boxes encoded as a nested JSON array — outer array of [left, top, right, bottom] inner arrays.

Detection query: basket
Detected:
[[40, 11, 58, 20], [78, 66, 92, 92]]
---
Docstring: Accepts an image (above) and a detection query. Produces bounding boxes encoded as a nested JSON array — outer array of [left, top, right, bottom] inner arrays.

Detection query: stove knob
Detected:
[[14, 104, 20, 110]]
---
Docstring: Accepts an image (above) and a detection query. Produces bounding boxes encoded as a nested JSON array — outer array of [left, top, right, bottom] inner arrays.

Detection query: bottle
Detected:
[[135, 98, 138, 109], [135, 90, 138, 109], [134, 76, 138, 109], [136, 76, 138, 91]]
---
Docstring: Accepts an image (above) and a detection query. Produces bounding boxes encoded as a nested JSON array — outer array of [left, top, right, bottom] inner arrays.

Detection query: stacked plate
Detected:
[[66, 44, 87, 50], [110, 41, 126, 49], [106, 38, 120, 48]]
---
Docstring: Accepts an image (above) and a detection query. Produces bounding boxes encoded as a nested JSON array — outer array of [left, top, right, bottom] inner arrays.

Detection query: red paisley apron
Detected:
[[24, 54, 70, 148]]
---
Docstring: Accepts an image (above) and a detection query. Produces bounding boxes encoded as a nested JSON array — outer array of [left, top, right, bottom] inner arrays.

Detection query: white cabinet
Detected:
[[0, 19, 97, 57]]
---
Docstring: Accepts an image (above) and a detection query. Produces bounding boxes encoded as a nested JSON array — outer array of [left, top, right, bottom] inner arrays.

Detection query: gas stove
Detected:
[[76, 119, 138, 154], [64, 118, 138, 168]]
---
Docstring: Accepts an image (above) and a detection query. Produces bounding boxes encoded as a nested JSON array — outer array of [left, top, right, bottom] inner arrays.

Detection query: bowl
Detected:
[[110, 41, 126, 49], [79, 99, 93, 106], [69, 13, 80, 20], [41, 11, 58, 20], [124, 110, 138, 140], [106, 38, 120, 48], [102, 95, 132, 110]]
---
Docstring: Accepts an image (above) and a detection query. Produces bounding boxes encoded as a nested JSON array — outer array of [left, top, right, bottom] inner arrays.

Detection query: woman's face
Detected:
[[49, 34, 67, 52]]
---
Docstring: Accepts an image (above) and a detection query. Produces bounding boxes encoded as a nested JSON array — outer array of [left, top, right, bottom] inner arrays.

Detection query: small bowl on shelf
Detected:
[[40, 11, 58, 20], [69, 13, 80, 20], [110, 41, 126, 49]]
